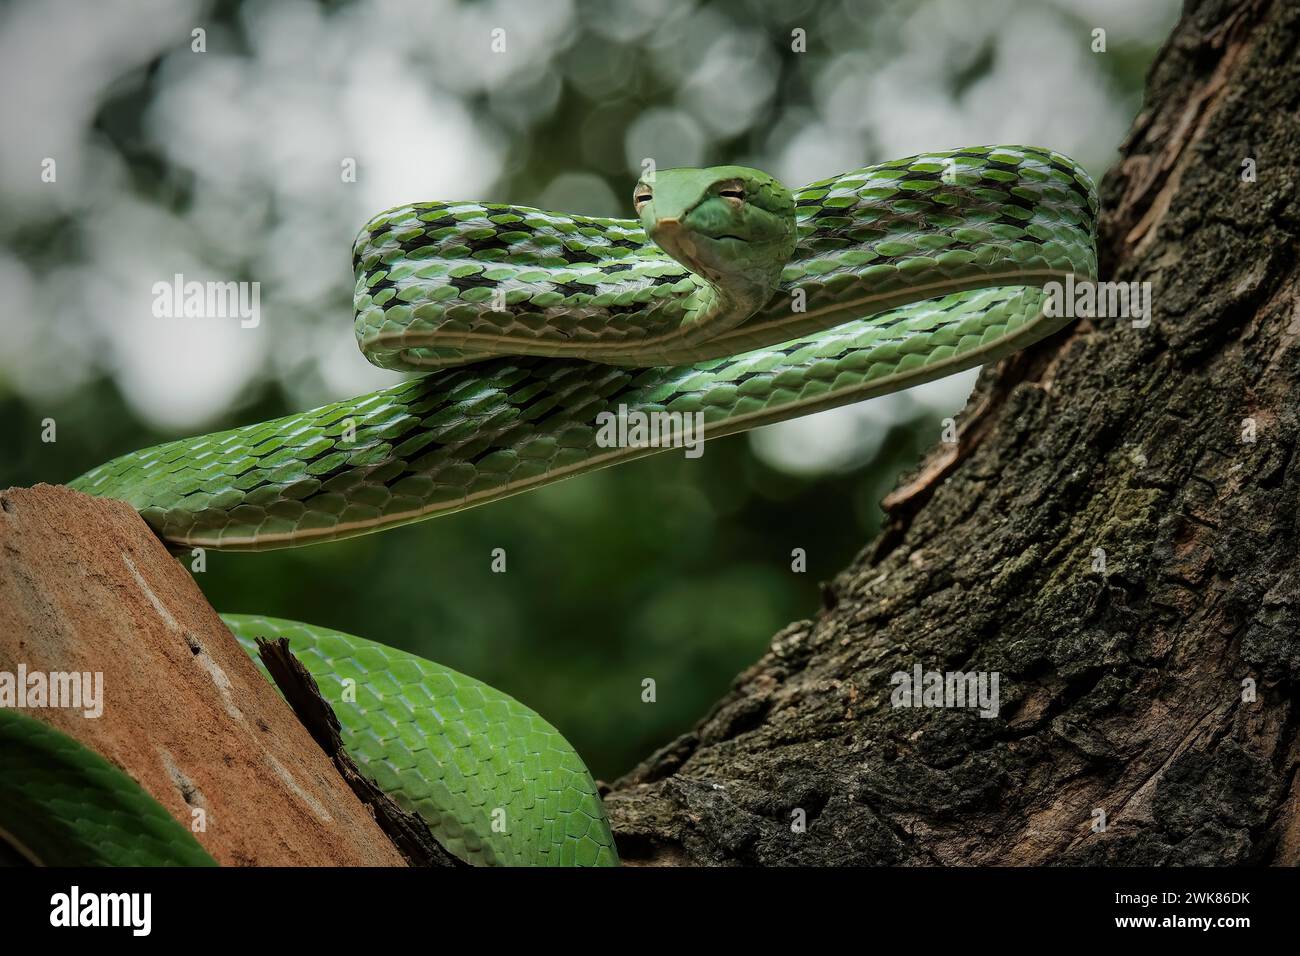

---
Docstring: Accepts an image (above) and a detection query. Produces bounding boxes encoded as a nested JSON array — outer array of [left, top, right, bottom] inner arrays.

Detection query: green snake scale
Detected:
[[20, 146, 1095, 867], [226, 615, 616, 866], [0, 710, 216, 867]]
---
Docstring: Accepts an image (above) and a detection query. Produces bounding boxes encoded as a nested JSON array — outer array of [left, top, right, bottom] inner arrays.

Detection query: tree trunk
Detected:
[[605, 0, 1300, 866]]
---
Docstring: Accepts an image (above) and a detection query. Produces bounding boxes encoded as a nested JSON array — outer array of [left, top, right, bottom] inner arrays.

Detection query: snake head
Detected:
[[635, 166, 796, 305]]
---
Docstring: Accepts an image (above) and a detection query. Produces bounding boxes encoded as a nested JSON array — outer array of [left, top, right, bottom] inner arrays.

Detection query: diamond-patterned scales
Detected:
[[224, 615, 617, 867]]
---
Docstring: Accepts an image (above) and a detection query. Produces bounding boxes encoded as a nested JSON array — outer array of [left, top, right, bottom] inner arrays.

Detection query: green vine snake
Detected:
[[4, 146, 1098, 867]]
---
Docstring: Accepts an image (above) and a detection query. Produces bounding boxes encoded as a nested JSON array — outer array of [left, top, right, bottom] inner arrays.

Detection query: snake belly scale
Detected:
[[42, 146, 1095, 866]]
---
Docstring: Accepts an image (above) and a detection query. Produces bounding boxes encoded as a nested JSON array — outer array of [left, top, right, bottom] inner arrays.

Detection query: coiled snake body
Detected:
[[4, 147, 1097, 866]]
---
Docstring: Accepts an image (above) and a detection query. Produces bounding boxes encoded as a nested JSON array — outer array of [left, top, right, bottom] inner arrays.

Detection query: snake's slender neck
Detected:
[[675, 262, 777, 332]]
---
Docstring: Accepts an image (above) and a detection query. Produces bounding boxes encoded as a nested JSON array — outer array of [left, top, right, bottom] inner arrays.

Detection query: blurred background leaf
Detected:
[[0, 0, 1177, 778]]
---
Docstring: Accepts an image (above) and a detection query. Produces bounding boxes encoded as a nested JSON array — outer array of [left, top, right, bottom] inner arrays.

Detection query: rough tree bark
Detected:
[[606, 0, 1300, 866]]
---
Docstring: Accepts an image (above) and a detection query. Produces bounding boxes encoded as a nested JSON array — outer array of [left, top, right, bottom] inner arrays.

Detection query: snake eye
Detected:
[[633, 185, 653, 213], [718, 185, 745, 205]]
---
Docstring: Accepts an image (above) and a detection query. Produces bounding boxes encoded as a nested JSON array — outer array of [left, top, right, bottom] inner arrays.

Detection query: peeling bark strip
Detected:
[[0, 484, 405, 866], [256, 637, 463, 867], [606, 0, 1300, 866]]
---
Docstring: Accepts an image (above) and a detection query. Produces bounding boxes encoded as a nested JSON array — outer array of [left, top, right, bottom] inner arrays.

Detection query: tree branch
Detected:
[[0, 483, 407, 866]]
